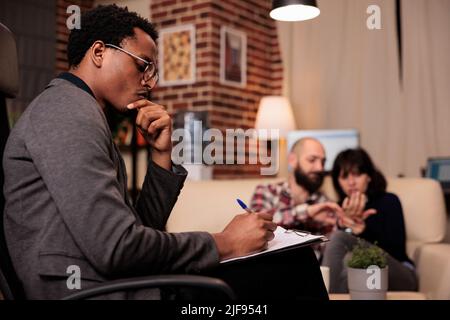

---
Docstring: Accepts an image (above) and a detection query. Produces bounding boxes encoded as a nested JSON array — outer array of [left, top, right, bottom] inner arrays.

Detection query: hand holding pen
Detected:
[[236, 199, 253, 213], [211, 199, 277, 261]]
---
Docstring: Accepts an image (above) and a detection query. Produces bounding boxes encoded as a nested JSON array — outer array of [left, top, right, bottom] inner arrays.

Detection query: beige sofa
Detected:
[[167, 177, 450, 300]]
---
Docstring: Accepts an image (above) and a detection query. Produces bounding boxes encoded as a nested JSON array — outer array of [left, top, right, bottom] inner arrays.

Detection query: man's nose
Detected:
[[314, 161, 324, 172]]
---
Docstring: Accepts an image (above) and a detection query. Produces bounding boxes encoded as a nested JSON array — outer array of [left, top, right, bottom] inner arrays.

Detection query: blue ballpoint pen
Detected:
[[236, 198, 253, 213]]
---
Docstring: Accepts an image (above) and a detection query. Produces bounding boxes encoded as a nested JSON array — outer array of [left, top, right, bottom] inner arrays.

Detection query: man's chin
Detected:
[[106, 102, 136, 117]]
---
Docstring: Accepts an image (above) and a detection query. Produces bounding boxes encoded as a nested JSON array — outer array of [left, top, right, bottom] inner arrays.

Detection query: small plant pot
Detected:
[[347, 266, 388, 300]]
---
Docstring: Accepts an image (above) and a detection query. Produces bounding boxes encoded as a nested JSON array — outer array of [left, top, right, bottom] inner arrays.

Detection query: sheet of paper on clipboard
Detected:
[[221, 226, 328, 264]]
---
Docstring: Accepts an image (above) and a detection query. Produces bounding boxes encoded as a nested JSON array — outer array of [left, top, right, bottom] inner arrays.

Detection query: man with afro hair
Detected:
[[3, 5, 327, 300]]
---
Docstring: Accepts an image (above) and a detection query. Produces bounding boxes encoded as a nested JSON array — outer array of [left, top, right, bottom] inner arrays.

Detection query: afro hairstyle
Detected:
[[67, 4, 158, 67]]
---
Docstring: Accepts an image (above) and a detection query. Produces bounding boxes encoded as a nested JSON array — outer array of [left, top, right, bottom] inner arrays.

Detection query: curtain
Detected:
[[277, 0, 450, 177], [401, 0, 450, 176]]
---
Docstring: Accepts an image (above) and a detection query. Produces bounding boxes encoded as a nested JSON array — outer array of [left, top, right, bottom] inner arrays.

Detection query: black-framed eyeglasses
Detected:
[[284, 229, 311, 237], [105, 43, 159, 88]]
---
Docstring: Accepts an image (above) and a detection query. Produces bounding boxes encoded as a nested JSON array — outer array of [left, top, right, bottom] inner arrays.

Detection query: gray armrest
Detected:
[[62, 274, 236, 300]]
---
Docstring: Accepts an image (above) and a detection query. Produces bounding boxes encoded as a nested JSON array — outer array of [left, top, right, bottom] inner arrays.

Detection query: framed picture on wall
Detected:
[[158, 24, 196, 86], [220, 26, 247, 88]]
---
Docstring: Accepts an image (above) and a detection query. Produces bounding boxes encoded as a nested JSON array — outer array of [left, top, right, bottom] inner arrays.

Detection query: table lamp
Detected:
[[255, 96, 297, 177]]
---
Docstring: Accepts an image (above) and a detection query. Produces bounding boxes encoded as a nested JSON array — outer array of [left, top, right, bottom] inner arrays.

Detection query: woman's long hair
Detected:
[[331, 148, 387, 202]]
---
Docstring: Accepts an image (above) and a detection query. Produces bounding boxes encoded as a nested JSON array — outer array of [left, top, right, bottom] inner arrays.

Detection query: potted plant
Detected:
[[347, 239, 388, 300]]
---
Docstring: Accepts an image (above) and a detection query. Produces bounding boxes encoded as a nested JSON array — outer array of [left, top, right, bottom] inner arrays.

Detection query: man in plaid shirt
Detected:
[[250, 138, 343, 238]]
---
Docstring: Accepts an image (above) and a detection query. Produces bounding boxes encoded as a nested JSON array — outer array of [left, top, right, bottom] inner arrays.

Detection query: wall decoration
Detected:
[[220, 26, 247, 87], [159, 24, 196, 86]]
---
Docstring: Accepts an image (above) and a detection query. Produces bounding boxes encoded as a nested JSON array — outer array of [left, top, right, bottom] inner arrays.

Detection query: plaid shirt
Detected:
[[250, 181, 335, 236]]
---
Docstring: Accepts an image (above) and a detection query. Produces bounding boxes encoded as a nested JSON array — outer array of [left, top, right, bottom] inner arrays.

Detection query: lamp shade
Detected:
[[255, 96, 296, 138], [270, 0, 320, 22]]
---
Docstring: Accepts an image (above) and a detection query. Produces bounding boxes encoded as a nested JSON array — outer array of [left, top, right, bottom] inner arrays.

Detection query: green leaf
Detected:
[[347, 239, 387, 269]]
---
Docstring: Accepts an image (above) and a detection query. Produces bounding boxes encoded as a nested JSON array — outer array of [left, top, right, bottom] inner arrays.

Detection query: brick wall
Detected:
[[151, 0, 283, 179], [56, 0, 95, 73]]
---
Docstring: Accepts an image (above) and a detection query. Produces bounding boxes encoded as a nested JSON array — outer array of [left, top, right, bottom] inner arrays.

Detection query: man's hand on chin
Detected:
[[127, 99, 172, 171]]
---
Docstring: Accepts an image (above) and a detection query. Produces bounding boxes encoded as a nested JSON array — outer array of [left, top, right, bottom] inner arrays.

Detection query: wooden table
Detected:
[[329, 291, 427, 300]]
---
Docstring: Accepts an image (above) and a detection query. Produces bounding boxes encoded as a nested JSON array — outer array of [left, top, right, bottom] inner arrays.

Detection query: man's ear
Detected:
[[288, 153, 297, 171], [89, 41, 106, 68]]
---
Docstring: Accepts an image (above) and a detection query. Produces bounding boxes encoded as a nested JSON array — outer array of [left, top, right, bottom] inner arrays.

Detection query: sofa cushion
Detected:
[[385, 178, 447, 258]]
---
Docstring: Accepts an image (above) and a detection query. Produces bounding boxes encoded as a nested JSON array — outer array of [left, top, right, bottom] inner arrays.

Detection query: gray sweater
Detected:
[[3, 78, 219, 299]]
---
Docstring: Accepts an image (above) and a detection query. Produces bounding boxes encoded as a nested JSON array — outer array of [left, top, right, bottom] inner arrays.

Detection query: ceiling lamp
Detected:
[[270, 0, 320, 22]]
